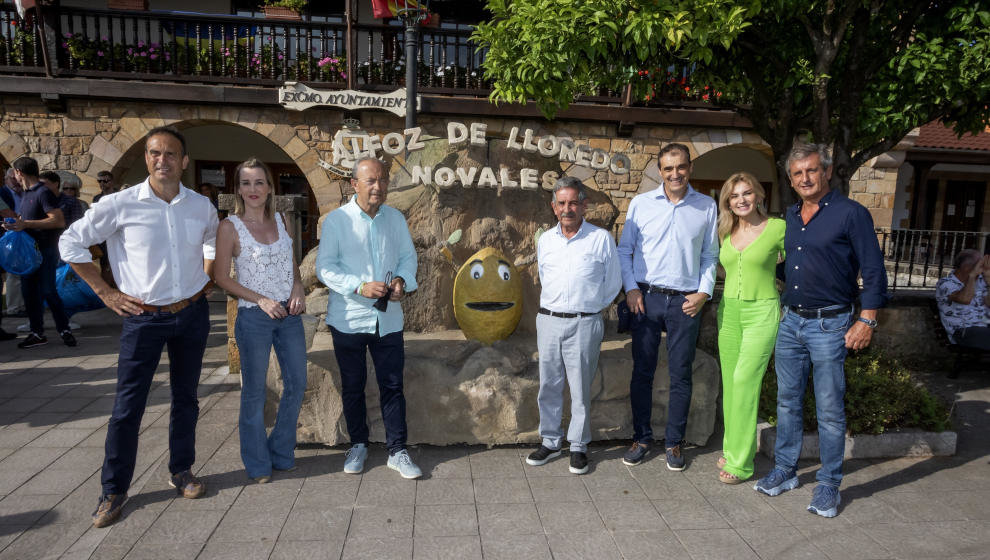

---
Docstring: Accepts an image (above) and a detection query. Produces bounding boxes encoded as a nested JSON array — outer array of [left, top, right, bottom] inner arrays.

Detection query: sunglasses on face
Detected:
[[97, 179, 110, 183]]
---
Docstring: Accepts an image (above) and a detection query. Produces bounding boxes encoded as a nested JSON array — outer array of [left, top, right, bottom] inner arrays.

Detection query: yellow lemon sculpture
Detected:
[[453, 247, 523, 344]]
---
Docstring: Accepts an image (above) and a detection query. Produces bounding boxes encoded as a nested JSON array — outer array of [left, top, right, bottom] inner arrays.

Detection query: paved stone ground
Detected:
[[1, 300, 988, 559]]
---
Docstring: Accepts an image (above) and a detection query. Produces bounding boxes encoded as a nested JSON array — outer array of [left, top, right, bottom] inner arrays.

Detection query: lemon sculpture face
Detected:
[[452, 247, 523, 344]]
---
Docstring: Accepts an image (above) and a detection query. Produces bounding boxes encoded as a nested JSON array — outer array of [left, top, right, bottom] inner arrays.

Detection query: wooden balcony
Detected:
[[0, 2, 736, 111]]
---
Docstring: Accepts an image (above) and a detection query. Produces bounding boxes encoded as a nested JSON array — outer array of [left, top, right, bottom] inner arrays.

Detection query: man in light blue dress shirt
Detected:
[[316, 156, 422, 479], [526, 177, 622, 475], [617, 143, 719, 471]]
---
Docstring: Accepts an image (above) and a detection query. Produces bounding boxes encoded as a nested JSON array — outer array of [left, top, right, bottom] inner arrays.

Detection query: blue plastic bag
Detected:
[[56, 263, 105, 317], [0, 229, 42, 275]]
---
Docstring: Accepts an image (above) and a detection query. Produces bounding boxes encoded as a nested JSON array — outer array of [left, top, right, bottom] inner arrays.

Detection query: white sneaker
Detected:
[[343, 443, 367, 474], [17, 322, 29, 333], [387, 449, 422, 479]]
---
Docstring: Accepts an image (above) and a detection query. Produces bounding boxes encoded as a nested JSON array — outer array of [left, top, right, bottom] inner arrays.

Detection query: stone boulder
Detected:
[[299, 246, 321, 291], [268, 330, 719, 447]]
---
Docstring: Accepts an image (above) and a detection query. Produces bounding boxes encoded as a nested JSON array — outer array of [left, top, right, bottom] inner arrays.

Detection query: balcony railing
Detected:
[[0, 4, 491, 94], [876, 228, 989, 290], [0, 3, 734, 107]]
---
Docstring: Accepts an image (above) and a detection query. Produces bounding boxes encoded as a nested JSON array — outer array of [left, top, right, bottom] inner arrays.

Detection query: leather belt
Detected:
[[538, 307, 599, 319], [636, 282, 695, 296], [787, 304, 852, 319], [138, 282, 213, 314]]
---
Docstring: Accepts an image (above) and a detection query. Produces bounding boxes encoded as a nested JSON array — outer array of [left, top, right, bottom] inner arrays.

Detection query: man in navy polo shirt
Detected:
[[753, 144, 888, 518], [2, 157, 74, 348]]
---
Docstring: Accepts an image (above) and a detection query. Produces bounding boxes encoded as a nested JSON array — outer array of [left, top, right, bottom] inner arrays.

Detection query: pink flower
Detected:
[[62, 42, 68, 48], [277, 54, 284, 60], [127, 48, 133, 55], [341, 72, 347, 78], [102, 36, 108, 41], [150, 54, 158, 60], [137, 40, 145, 48], [64, 32, 72, 38], [97, 50, 104, 56]]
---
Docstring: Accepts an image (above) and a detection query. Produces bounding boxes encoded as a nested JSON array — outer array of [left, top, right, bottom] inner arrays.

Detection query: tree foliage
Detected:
[[473, 1, 990, 196]]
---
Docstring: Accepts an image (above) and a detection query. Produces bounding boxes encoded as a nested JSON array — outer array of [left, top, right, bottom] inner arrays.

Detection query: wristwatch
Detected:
[[857, 317, 878, 329]]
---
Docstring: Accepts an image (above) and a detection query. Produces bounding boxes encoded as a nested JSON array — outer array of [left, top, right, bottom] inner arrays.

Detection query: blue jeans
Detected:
[[629, 292, 702, 447], [235, 306, 308, 478], [329, 326, 407, 454], [773, 306, 852, 487], [22, 244, 69, 336], [102, 296, 209, 495]]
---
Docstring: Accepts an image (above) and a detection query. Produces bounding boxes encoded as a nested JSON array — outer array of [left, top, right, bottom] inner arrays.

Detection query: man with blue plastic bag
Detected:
[[2, 156, 74, 348]]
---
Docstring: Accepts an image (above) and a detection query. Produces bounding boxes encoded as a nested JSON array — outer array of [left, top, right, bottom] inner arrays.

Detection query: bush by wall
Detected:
[[758, 349, 951, 435]]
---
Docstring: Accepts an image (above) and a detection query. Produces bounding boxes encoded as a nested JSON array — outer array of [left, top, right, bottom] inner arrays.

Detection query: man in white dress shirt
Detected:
[[60, 126, 219, 528], [526, 177, 622, 474]]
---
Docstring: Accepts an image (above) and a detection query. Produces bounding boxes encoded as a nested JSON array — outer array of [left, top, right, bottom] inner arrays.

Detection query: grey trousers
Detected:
[[536, 313, 605, 453], [4, 274, 23, 313]]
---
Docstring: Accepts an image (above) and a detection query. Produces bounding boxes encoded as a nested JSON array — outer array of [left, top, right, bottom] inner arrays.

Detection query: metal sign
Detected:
[[279, 82, 419, 117]]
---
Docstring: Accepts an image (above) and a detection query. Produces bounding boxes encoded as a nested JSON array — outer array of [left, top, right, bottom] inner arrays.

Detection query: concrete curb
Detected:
[[756, 422, 957, 459]]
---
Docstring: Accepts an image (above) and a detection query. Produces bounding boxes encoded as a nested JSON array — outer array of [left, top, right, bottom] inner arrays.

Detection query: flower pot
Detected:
[[263, 6, 302, 20]]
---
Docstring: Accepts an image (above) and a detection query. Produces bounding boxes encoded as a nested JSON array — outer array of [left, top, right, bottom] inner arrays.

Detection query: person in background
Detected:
[[3, 158, 73, 349], [93, 170, 116, 203], [60, 173, 90, 214], [39, 171, 84, 229], [2, 168, 25, 318], [214, 158, 307, 484], [0, 194, 16, 341], [935, 249, 990, 353]]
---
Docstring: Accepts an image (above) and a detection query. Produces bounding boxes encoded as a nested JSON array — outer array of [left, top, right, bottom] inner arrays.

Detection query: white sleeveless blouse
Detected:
[[229, 213, 294, 309]]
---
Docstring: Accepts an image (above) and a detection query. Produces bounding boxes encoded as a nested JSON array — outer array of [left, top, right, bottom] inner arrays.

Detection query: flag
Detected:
[[370, 0, 438, 26]]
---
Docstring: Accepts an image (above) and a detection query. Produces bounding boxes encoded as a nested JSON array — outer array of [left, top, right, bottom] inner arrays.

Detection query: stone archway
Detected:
[[86, 107, 342, 216], [690, 143, 779, 211]]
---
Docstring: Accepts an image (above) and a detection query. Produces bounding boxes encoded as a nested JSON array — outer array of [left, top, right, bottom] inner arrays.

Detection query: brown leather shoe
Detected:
[[92, 493, 127, 528], [168, 470, 205, 499]]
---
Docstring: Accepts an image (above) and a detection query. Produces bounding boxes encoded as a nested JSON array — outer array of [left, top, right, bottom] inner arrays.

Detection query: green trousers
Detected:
[[717, 297, 780, 479]]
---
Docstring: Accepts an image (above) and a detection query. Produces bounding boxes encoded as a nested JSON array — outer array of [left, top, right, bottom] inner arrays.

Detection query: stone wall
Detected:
[[271, 328, 721, 448]]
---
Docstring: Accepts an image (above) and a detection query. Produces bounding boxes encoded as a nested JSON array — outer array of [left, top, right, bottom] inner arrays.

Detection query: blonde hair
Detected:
[[717, 172, 767, 241], [233, 157, 276, 219]]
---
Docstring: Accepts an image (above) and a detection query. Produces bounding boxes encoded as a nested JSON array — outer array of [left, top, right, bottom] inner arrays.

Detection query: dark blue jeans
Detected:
[[101, 296, 209, 496], [330, 326, 407, 454], [21, 244, 69, 336], [629, 292, 702, 447]]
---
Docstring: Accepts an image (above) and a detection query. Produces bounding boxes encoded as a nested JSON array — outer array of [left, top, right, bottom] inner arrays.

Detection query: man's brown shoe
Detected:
[[92, 493, 127, 528], [168, 470, 205, 499]]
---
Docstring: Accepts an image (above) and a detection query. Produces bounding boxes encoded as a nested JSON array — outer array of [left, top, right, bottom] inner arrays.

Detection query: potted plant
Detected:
[[261, 0, 306, 20]]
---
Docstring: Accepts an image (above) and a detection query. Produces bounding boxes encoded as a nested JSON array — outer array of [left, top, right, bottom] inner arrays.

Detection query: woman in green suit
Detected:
[[716, 172, 784, 484]]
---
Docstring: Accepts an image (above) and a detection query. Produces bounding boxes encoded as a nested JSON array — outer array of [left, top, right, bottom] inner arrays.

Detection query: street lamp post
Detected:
[[397, 1, 430, 129]]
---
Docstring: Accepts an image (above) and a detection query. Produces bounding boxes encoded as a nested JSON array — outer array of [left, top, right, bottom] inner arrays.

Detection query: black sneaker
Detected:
[[622, 441, 650, 466], [525, 445, 561, 466], [60, 330, 77, 347], [569, 451, 589, 475], [17, 333, 47, 349], [0, 329, 16, 341], [665, 444, 686, 471]]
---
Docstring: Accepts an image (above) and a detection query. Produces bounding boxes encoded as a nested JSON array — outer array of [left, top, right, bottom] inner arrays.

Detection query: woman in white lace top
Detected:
[[214, 158, 307, 483]]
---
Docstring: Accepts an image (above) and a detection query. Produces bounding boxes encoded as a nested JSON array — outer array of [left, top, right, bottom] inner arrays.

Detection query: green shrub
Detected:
[[758, 349, 951, 435]]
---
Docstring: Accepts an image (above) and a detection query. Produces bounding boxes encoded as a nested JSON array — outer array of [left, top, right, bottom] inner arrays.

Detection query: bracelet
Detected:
[[357, 282, 365, 295]]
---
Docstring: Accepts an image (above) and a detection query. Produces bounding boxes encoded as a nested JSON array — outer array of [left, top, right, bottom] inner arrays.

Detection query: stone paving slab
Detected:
[[1, 301, 989, 559]]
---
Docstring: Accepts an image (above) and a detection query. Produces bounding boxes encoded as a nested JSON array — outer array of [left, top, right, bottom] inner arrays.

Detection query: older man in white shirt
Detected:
[[59, 127, 218, 528], [526, 177, 622, 474]]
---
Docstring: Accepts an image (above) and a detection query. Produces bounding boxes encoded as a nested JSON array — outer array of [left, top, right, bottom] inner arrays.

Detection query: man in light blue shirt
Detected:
[[526, 177, 622, 475], [617, 143, 719, 471], [316, 156, 421, 479]]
